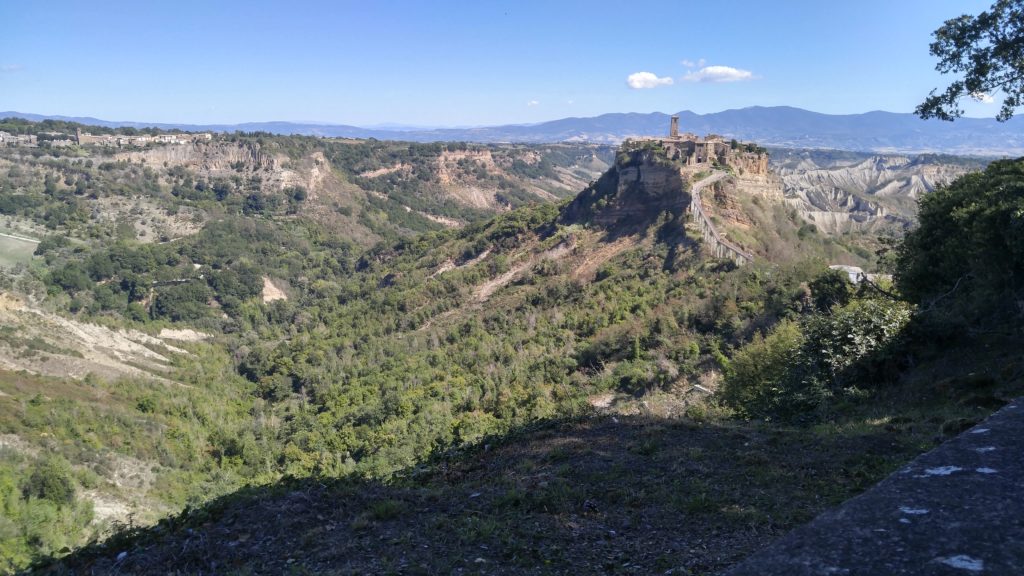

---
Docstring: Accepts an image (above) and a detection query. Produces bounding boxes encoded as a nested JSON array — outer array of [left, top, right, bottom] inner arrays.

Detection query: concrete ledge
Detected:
[[725, 399, 1024, 575]]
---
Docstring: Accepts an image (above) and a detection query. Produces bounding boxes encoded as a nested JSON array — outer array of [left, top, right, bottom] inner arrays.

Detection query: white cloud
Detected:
[[626, 72, 674, 89], [682, 65, 754, 83], [1, 64, 23, 72], [681, 58, 705, 69], [971, 91, 995, 104], [566, 99, 575, 105], [527, 100, 540, 107]]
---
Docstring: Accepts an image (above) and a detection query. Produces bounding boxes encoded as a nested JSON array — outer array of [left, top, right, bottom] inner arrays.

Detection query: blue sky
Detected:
[[0, 0, 1000, 126]]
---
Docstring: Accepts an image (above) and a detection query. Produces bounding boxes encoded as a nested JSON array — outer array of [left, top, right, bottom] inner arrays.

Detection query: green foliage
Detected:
[[152, 282, 213, 321], [802, 299, 913, 386], [721, 320, 805, 417], [917, 0, 1024, 121], [896, 158, 1024, 327], [809, 269, 854, 312], [723, 298, 913, 421], [0, 452, 95, 572], [22, 457, 76, 505]]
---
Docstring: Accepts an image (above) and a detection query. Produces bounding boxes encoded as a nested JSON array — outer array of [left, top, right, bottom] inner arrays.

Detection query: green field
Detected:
[[0, 233, 38, 268]]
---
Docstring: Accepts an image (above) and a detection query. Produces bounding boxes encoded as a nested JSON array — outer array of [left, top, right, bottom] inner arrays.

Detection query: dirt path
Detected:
[[0, 231, 40, 243], [474, 244, 572, 302], [572, 235, 641, 281]]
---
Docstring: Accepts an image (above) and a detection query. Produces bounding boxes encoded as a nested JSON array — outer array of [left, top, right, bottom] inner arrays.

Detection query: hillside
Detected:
[[0, 140, 846, 569], [6, 106, 1024, 155], [0, 118, 615, 250], [1, 121, 1020, 574], [771, 149, 987, 234], [40, 310, 1024, 576], [37, 408, 964, 575]]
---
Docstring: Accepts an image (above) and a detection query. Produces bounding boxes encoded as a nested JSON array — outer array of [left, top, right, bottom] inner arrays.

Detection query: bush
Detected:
[[896, 158, 1024, 327], [721, 320, 805, 418], [151, 281, 213, 321], [801, 299, 912, 389], [722, 299, 912, 421], [809, 268, 853, 312], [22, 457, 76, 506]]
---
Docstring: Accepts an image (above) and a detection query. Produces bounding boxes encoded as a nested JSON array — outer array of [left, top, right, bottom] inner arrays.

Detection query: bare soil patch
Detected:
[[0, 292, 185, 383], [262, 277, 288, 302]]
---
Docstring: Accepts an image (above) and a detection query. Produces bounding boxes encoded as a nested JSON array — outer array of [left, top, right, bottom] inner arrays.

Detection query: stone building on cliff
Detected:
[[625, 115, 769, 176]]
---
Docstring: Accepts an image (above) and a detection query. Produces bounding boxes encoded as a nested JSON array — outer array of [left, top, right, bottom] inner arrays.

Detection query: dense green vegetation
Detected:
[[1, 121, 1020, 573], [896, 158, 1024, 328], [0, 349, 263, 572]]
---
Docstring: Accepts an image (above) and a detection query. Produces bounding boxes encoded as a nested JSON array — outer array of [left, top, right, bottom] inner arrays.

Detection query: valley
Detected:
[[8, 1, 1024, 573], [0, 118, 1020, 575]]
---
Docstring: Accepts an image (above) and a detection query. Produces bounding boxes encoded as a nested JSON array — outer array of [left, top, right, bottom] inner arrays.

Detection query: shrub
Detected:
[[896, 158, 1024, 327], [808, 268, 853, 312], [801, 299, 912, 389], [22, 457, 76, 506], [722, 299, 912, 421], [721, 320, 805, 418]]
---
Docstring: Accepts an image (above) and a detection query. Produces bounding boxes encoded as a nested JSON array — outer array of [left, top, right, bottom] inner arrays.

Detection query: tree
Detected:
[[917, 0, 1024, 121], [895, 158, 1024, 324], [22, 457, 76, 506], [808, 268, 853, 312]]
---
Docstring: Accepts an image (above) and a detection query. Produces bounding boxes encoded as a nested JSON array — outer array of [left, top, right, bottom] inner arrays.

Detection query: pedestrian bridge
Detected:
[[688, 171, 754, 265]]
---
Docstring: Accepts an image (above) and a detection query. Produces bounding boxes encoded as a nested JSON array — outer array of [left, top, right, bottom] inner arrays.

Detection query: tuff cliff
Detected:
[[117, 141, 278, 178], [561, 149, 689, 230]]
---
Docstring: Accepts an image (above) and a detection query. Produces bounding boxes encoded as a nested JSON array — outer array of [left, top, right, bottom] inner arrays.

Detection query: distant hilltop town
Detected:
[[624, 115, 769, 176], [0, 128, 212, 148], [74, 129, 212, 147]]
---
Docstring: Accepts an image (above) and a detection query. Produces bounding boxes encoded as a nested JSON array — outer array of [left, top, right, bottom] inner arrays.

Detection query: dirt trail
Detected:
[[429, 248, 492, 279], [572, 235, 641, 280], [474, 243, 572, 302]]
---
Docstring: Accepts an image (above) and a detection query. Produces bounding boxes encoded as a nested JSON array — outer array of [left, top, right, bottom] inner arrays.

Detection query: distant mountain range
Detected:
[[4, 106, 1023, 156]]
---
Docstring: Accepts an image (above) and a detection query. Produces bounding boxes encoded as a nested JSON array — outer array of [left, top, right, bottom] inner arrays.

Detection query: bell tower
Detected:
[[669, 115, 680, 138]]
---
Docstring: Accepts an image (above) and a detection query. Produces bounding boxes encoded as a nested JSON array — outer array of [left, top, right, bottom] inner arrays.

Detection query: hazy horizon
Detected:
[[1, 104, 1007, 132]]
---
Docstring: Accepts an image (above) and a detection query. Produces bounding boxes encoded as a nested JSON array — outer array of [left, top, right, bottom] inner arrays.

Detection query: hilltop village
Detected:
[[613, 116, 776, 264], [624, 114, 770, 176], [0, 128, 212, 148]]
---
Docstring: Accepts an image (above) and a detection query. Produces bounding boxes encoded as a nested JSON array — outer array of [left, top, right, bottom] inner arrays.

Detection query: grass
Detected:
[[0, 234, 37, 269]]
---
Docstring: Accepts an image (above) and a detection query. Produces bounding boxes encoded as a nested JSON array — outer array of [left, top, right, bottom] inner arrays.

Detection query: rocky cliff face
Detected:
[[118, 141, 278, 179], [733, 172, 784, 202], [730, 151, 770, 177], [562, 150, 689, 229], [774, 153, 983, 233]]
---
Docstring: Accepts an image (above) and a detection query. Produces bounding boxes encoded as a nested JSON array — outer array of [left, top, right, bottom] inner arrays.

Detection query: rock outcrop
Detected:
[[118, 141, 277, 177], [775, 154, 980, 233], [562, 149, 689, 229]]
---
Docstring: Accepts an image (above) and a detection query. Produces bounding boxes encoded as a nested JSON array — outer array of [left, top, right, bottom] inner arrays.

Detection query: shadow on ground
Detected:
[[35, 411, 941, 576]]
